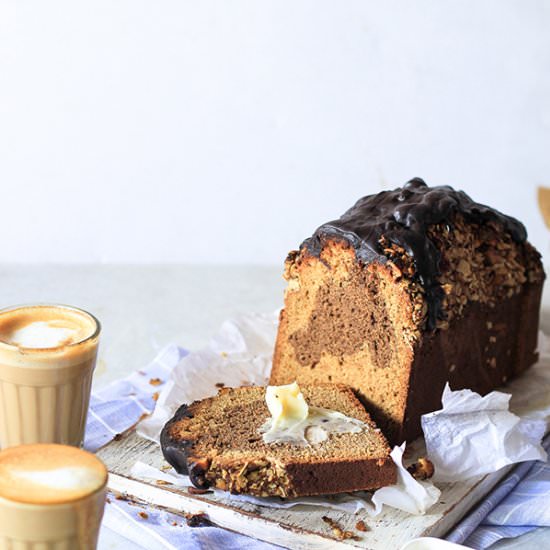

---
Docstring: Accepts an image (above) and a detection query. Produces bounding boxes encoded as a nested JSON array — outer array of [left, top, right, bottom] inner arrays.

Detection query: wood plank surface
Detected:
[[97, 431, 513, 549]]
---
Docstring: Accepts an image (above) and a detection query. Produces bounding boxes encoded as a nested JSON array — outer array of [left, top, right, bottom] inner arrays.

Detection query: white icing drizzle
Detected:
[[260, 406, 367, 446]]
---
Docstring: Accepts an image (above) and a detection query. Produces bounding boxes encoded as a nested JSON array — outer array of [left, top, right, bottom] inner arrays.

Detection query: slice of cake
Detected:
[[161, 384, 396, 497], [270, 179, 544, 444]]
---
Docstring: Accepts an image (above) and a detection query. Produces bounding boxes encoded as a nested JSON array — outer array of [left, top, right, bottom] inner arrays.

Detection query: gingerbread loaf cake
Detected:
[[270, 179, 544, 444], [161, 384, 396, 498]]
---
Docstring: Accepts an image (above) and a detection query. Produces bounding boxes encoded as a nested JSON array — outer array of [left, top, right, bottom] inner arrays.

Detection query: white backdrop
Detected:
[[1, 1, 549, 264]]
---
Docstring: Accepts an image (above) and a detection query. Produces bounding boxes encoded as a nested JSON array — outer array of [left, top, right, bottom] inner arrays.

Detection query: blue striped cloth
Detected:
[[446, 433, 550, 549], [100, 489, 278, 550], [85, 344, 549, 550], [85, 344, 186, 453]]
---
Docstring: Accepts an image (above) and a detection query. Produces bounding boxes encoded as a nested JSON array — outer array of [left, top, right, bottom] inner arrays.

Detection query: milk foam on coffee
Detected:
[[0, 306, 96, 350], [7, 321, 80, 348], [0, 444, 107, 505], [13, 466, 104, 492]]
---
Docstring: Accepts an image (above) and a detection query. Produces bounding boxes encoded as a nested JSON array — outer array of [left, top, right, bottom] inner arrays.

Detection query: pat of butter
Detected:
[[265, 382, 309, 430], [261, 384, 367, 446]]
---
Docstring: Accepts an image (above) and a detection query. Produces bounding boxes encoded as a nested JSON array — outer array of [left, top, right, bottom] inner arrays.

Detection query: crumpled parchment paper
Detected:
[[422, 383, 547, 482]]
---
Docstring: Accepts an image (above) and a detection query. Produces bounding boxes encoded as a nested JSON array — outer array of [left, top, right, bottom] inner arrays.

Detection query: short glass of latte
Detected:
[[0, 444, 107, 549], [0, 304, 100, 448]]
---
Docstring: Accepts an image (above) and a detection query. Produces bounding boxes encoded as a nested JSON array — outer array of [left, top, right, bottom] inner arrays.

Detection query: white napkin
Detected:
[[422, 384, 548, 482], [372, 444, 441, 514]]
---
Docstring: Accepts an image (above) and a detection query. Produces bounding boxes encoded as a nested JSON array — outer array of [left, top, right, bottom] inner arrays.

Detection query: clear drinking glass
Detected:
[[0, 304, 100, 448]]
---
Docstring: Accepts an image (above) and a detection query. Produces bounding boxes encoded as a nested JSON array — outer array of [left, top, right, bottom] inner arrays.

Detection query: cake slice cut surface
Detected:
[[161, 384, 396, 498]]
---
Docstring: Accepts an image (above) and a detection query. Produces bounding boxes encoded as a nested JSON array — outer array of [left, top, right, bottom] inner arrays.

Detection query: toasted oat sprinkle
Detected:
[[321, 516, 360, 541], [407, 457, 435, 480], [381, 214, 543, 333], [355, 519, 368, 532], [188, 487, 213, 495], [184, 512, 211, 527]]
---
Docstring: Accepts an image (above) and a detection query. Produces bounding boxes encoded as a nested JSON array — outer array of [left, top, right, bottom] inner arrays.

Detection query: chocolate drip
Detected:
[[302, 178, 527, 330], [160, 403, 214, 489], [160, 404, 195, 476]]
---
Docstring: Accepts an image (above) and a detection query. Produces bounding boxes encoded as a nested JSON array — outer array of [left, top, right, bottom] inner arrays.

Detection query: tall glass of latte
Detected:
[[0, 304, 100, 448], [0, 444, 107, 549]]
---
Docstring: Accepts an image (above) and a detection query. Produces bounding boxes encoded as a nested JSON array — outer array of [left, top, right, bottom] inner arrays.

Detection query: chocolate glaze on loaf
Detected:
[[303, 178, 527, 329], [160, 404, 210, 488]]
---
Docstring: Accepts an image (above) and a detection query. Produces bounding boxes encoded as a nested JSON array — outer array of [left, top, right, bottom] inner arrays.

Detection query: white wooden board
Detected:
[[97, 431, 515, 549]]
